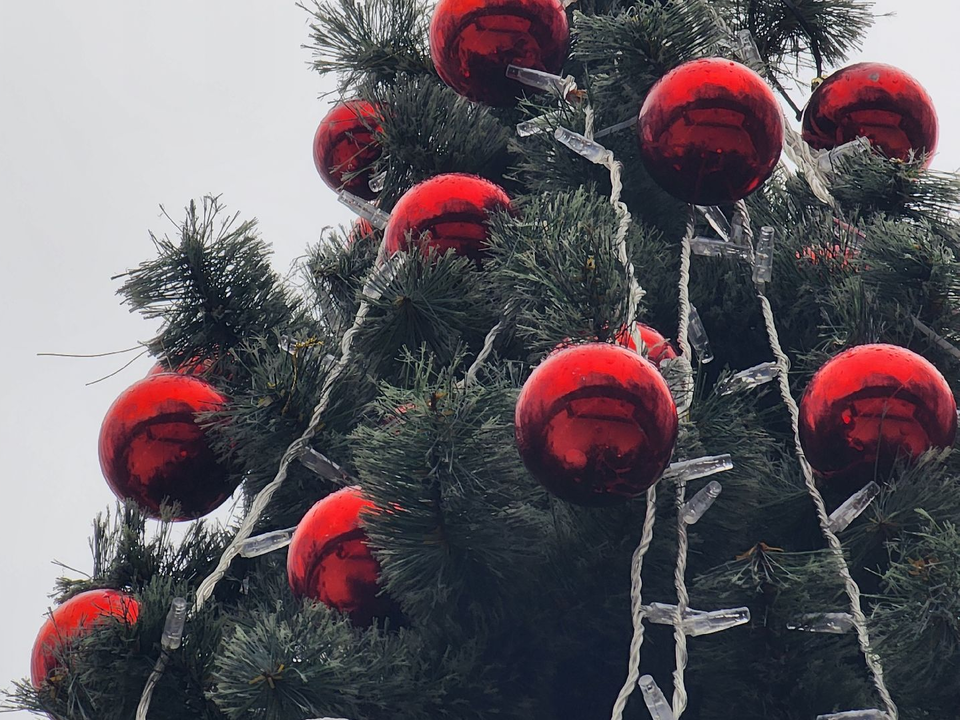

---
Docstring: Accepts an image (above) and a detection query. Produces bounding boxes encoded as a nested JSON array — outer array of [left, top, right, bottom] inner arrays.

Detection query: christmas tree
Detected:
[[8, 1, 960, 719]]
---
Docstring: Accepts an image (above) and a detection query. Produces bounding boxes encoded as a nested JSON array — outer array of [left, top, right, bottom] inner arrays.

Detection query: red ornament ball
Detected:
[[31, 589, 139, 688], [515, 343, 678, 506], [799, 344, 957, 488], [430, 0, 569, 106], [347, 218, 376, 245], [287, 486, 398, 626], [146, 356, 213, 377], [313, 100, 382, 200], [637, 58, 784, 205], [616, 322, 678, 368], [801, 63, 938, 165], [98, 374, 237, 521], [384, 173, 511, 261]]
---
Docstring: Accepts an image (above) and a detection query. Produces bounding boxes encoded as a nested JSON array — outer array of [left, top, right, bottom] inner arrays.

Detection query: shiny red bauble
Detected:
[[637, 58, 784, 205], [30, 589, 139, 688], [98, 374, 237, 521], [384, 173, 511, 261], [347, 218, 376, 245], [799, 344, 957, 488], [313, 100, 382, 200], [801, 63, 938, 165], [287, 486, 397, 626], [515, 343, 678, 506], [616, 322, 678, 368], [430, 0, 569, 106]]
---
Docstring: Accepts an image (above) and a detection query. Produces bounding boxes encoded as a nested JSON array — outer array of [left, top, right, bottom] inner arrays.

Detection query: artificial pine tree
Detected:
[[8, 1, 960, 719]]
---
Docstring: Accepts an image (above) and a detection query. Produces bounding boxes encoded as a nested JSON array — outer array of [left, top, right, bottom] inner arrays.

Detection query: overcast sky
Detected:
[[0, 2, 956, 716]]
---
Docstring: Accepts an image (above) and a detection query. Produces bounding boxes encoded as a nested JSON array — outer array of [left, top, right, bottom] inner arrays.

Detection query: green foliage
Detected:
[[731, 0, 874, 74], [371, 77, 514, 205], [831, 152, 960, 221], [689, 548, 876, 719], [572, 3, 724, 117], [206, 332, 376, 528], [209, 599, 416, 720], [117, 197, 304, 371], [353, 251, 501, 376], [6, 511, 229, 720], [53, 503, 231, 602], [507, 101, 612, 201], [300, 0, 433, 92], [485, 189, 637, 357], [16, 1, 960, 719], [873, 512, 960, 718], [352, 352, 553, 625], [304, 226, 379, 335]]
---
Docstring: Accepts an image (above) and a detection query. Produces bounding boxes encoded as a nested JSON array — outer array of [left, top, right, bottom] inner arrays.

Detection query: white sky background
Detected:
[[0, 1, 955, 715]]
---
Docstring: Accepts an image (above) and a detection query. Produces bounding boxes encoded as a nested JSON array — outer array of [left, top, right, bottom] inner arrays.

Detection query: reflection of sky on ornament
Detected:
[[0, 1, 957, 712]]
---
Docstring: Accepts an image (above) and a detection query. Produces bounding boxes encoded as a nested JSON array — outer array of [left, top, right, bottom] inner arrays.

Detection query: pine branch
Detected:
[[351, 352, 554, 626], [300, 0, 433, 92], [873, 511, 960, 716], [116, 197, 302, 368], [731, 0, 875, 73], [8, 576, 226, 720], [830, 151, 960, 221], [49, 503, 231, 603], [485, 188, 637, 357], [370, 76, 513, 206], [304, 226, 379, 336], [207, 332, 378, 528], [572, 3, 724, 116], [209, 577, 528, 720], [352, 251, 500, 376]]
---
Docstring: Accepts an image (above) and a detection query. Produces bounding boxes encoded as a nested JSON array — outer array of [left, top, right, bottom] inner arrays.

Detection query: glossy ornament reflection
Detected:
[[287, 486, 399, 626], [30, 589, 139, 688], [515, 343, 679, 505], [384, 173, 511, 261], [98, 374, 236, 520], [430, 0, 569, 106], [313, 100, 382, 199], [637, 58, 783, 205], [799, 344, 957, 488], [802, 63, 938, 165], [616, 322, 679, 368]]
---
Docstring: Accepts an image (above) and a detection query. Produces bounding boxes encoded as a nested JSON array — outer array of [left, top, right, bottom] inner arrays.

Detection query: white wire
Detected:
[[135, 654, 168, 720], [584, 104, 596, 141], [677, 213, 695, 359], [464, 300, 515, 386], [756, 292, 898, 720], [610, 485, 659, 720], [671, 476, 690, 718], [567, 101, 663, 720], [733, 200, 755, 246], [739, 184, 896, 719], [602, 145, 646, 318], [667, 211, 698, 717]]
